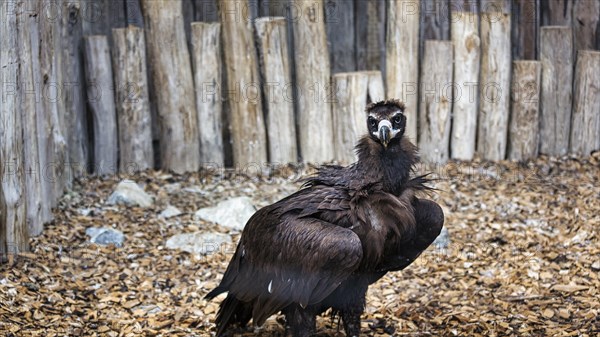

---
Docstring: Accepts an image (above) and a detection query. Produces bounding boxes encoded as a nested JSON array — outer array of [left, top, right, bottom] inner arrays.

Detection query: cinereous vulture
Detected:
[[206, 99, 444, 337]]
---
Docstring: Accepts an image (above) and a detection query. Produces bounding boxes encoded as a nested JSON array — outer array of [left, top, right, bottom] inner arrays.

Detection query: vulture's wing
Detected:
[[206, 186, 363, 326]]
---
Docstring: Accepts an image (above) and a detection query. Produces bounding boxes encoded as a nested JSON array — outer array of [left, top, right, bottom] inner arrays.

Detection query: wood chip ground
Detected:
[[1, 154, 599, 336]]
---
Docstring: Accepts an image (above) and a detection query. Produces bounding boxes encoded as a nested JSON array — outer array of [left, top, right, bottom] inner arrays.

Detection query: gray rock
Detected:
[[194, 197, 256, 231], [160, 205, 182, 219], [86, 227, 125, 247], [162, 182, 182, 194], [165, 232, 232, 255], [433, 227, 450, 250], [106, 179, 153, 208]]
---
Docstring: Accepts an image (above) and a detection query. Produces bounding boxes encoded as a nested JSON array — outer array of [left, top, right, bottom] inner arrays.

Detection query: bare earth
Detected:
[[1, 154, 599, 336]]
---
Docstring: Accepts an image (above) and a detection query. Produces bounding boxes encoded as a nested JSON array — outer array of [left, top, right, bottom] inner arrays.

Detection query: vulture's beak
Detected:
[[378, 120, 392, 148]]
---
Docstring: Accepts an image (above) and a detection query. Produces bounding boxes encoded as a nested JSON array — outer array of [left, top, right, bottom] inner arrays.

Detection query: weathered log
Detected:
[[325, 0, 355, 73], [508, 61, 542, 161], [83, 36, 119, 175], [542, 0, 572, 26], [255, 18, 298, 164], [112, 26, 154, 172], [126, 0, 144, 27], [263, 0, 286, 16], [41, 0, 70, 207], [573, 0, 600, 52], [480, 0, 511, 13], [81, 0, 128, 38], [419, 41, 453, 164], [184, 0, 219, 45], [355, 0, 386, 71], [18, 2, 43, 236], [539, 26, 573, 156], [365, 71, 386, 104], [291, 0, 334, 163], [570, 51, 600, 155], [386, 0, 420, 143], [29, 3, 51, 226], [512, 0, 539, 60], [191, 22, 225, 166], [0, 1, 28, 261], [196, 0, 219, 21], [419, 0, 450, 58], [449, 0, 479, 12], [477, 11, 511, 161], [59, 0, 88, 178], [332, 72, 369, 164], [142, 0, 200, 173], [219, 0, 268, 166], [450, 11, 480, 160]]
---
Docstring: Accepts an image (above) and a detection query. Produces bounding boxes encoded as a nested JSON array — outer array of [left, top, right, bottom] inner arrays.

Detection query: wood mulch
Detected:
[[1, 154, 599, 336]]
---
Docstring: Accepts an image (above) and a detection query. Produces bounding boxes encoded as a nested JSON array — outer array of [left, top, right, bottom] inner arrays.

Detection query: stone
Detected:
[[85, 227, 125, 247], [162, 182, 181, 194], [165, 232, 232, 255], [159, 205, 182, 219], [194, 197, 256, 231], [106, 179, 153, 208]]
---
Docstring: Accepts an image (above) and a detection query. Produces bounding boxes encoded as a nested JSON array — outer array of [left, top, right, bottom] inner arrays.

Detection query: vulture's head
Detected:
[[365, 99, 407, 148]]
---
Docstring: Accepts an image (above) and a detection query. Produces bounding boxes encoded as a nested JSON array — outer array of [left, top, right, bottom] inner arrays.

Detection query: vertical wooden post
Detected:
[[42, 0, 70, 206], [512, 0, 539, 60], [332, 72, 369, 164], [191, 22, 225, 166], [255, 18, 298, 164], [540, 26, 573, 156], [508, 61, 542, 161], [18, 2, 44, 236], [1, 0, 28, 261], [183, 0, 219, 43], [419, 0, 450, 58], [83, 36, 119, 175], [573, 0, 600, 52], [291, 0, 334, 163], [126, 0, 145, 27], [219, 0, 268, 166], [82, 0, 128, 38], [477, 11, 511, 161], [541, 0, 573, 26], [480, 0, 511, 13], [195, 0, 219, 21], [365, 71, 386, 104], [325, 0, 355, 73], [112, 26, 154, 172], [386, 0, 420, 143], [29, 1, 56, 223], [355, 0, 386, 71], [419, 41, 453, 164], [59, 0, 88, 177], [450, 11, 480, 160], [570, 51, 600, 155], [142, 0, 200, 173]]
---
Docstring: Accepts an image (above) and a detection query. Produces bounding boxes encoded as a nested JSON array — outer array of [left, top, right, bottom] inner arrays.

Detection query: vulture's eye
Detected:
[[392, 115, 402, 126], [368, 117, 377, 128]]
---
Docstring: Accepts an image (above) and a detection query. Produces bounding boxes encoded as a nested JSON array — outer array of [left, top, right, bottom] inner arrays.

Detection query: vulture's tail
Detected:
[[209, 293, 253, 336]]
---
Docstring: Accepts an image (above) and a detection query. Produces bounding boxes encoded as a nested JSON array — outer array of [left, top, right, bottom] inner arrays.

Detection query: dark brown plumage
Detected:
[[205, 99, 444, 337]]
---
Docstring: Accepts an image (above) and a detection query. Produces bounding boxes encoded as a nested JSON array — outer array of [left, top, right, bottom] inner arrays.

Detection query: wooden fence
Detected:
[[1, 0, 600, 259]]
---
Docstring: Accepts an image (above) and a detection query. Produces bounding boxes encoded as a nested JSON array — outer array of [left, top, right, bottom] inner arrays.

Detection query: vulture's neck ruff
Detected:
[[354, 135, 419, 195]]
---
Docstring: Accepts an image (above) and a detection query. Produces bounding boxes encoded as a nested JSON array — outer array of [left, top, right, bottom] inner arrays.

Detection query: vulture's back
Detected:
[[205, 179, 419, 335]]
